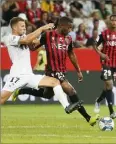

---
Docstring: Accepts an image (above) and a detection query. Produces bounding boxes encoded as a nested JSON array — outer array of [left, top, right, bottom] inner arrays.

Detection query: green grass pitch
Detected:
[[1, 104, 116, 143]]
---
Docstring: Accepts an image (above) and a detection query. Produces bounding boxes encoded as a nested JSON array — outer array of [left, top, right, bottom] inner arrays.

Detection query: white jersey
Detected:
[[4, 34, 33, 76]]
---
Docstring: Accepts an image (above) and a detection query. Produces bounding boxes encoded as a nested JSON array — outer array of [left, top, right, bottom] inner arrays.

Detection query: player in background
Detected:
[[12, 16, 99, 126], [93, 14, 116, 119], [0, 17, 81, 114]]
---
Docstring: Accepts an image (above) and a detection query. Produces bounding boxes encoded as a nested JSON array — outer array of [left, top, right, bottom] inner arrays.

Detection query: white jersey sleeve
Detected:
[[9, 35, 20, 46]]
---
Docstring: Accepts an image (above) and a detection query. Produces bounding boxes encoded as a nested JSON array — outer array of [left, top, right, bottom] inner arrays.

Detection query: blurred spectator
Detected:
[[87, 11, 107, 37], [93, 19, 99, 30], [27, 0, 42, 27], [86, 29, 98, 49], [18, 13, 28, 20], [34, 48, 47, 71], [112, 5, 116, 14], [104, 14, 111, 28], [98, 0, 111, 19], [112, 0, 116, 5], [41, 0, 54, 13], [69, 27, 76, 42], [79, 0, 95, 17], [68, 26, 81, 48], [36, 11, 49, 28], [69, 0, 84, 18], [93, 0, 101, 9], [2, 0, 20, 25], [26, 21, 36, 34], [17, 0, 29, 13], [76, 23, 90, 47], [53, 0, 65, 17]]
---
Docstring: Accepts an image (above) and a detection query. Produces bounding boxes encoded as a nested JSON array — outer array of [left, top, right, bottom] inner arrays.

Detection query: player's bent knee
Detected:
[[67, 88, 76, 96]]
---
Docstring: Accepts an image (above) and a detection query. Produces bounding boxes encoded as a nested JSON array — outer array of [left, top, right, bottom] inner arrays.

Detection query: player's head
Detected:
[[10, 17, 26, 35], [110, 14, 116, 29], [57, 16, 73, 36]]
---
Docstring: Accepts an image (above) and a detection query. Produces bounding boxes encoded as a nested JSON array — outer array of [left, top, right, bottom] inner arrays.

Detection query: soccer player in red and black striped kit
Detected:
[[94, 14, 116, 119], [13, 16, 99, 125]]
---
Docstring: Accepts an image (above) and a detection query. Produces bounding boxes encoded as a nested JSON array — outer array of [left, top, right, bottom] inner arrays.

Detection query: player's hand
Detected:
[[100, 53, 109, 61], [77, 71, 83, 83], [41, 23, 54, 31]]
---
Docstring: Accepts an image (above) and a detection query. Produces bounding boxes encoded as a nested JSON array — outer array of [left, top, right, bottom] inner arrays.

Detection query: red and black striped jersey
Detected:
[[40, 30, 73, 72], [96, 29, 116, 68]]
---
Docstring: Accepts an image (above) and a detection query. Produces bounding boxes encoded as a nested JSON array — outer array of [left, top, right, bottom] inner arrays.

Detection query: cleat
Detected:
[[110, 112, 116, 119], [65, 102, 80, 114], [89, 114, 100, 126], [12, 89, 19, 101], [94, 99, 100, 113]]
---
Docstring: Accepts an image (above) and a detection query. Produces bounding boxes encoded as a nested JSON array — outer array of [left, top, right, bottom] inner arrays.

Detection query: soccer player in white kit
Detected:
[[0, 17, 78, 114]]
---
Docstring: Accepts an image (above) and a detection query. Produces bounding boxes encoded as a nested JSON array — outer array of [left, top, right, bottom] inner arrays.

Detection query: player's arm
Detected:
[[68, 42, 83, 82], [19, 23, 54, 45], [93, 34, 109, 60], [29, 32, 46, 51]]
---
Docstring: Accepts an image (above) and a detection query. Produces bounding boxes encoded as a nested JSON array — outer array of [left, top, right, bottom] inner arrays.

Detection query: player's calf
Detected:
[[0, 90, 12, 104]]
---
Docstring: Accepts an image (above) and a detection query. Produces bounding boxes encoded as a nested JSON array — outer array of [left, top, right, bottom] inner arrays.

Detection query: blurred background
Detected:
[[1, 0, 116, 105]]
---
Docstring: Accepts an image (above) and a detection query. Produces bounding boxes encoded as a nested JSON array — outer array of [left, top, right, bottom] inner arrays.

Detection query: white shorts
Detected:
[[2, 74, 45, 92]]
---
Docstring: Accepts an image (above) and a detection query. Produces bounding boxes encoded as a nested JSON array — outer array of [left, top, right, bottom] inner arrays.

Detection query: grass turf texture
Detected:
[[1, 104, 116, 143]]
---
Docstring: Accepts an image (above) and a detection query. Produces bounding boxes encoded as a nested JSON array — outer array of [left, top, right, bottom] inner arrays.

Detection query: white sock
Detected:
[[53, 85, 69, 109]]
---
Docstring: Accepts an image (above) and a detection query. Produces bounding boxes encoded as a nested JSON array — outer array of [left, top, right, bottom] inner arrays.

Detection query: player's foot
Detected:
[[65, 102, 79, 114], [12, 89, 19, 101], [110, 112, 116, 119], [89, 114, 100, 126], [94, 99, 100, 113]]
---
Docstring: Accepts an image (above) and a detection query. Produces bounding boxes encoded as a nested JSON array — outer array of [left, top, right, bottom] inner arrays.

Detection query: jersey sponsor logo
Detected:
[[106, 41, 116, 46], [51, 43, 68, 50]]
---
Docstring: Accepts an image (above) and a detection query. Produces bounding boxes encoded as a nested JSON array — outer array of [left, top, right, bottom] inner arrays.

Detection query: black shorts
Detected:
[[101, 65, 116, 81], [45, 71, 66, 82]]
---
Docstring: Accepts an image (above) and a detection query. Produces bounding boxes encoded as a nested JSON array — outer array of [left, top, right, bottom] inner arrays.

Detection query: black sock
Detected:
[[19, 88, 44, 97], [69, 94, 91, 122], [105, 89, 114, 115], [78, 106, 91, 122], [97, 90, 106, 103]]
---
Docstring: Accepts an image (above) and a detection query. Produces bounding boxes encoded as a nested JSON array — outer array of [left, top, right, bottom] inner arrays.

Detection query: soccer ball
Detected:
[[98, 117, 114, 131]]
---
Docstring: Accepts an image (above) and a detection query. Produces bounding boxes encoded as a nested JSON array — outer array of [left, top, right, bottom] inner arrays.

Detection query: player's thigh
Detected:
[[104, 79, 114, 90], [101, 66, 114, 89], [39, 76, 60, 87], [2, 76, 28, 92], [61, 80, 76, 96], [27, 75, 60, 88]]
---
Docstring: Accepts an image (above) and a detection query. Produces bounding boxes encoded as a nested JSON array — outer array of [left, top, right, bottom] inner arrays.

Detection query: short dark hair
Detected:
[[10, 17, 25, 28], [110, 14, 116, 20], [58, 16, 73, 25]]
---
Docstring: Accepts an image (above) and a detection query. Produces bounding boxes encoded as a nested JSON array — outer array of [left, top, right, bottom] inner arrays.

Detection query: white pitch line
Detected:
[[1, 125, 82, 129], [1, 134, 116, 139]]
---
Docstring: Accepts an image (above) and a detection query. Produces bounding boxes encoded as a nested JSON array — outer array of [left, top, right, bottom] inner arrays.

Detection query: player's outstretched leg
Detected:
[[12, 88, 45, 101], [105, 89, 116, 119], [61, 81, 100, 126]]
